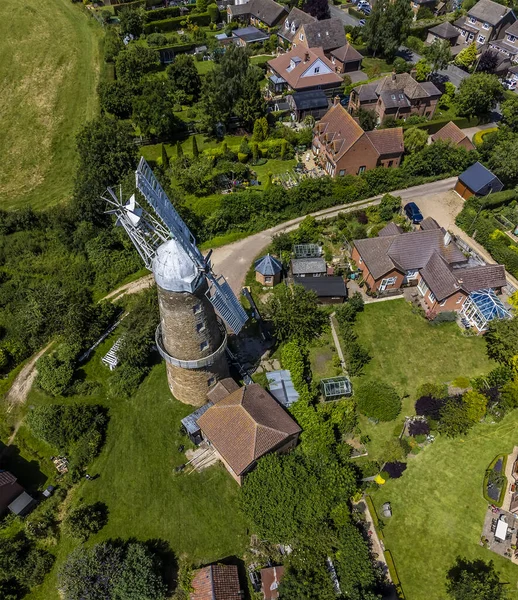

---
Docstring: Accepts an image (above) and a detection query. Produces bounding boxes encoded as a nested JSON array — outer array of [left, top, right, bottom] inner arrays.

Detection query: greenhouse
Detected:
[[321, 376, 353, 401], [460, 289, 511, 332], [293, 243, 322, 258]]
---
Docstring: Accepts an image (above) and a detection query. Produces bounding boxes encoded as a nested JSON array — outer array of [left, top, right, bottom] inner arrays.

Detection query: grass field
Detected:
[[14, 341, 247, 600], [353, 300, 495, 460], [371, 412, 518, 600], [0, 0, 102, 209]]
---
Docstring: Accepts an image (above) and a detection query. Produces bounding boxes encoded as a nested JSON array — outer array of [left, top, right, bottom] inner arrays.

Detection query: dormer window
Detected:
[[469, 16, 476, 24], [482, 21, 490, 29], [508, 34, 517, 42], [399, 93, 404, 99], [331, 56, 335, 63], [299, 33, 304, 41], [291, 23, 296, 33], [285, 19, 289, 29]]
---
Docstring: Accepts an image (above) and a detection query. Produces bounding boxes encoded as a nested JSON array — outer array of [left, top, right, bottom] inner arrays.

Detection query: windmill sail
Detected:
[[206, 275, 248, 334]]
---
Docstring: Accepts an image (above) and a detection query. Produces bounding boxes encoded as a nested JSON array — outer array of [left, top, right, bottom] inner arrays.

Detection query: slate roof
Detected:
[[255, 253, 283, 276], [300, 18, 347, 52], [291, 90, 329, 110], [330, 43, 364, 64], [0, 471, 17, 487], [420, 251, 462, 300], [458, 161, 503, 194], [8, 492, 36, 517], [429, 21, 461, 39], [197, 384, 301, 476], [279, 7, 316, 42], [455, 263, 507, 292], [355, 73, 441, 105], [268, 47, 342, 90], [454, 18, 480, 34], [378, 222, 403, 236], [489, 38, 518, 54], [506, 20, 518, 36], [294, 275, 348, 297], [291, 257, 327, 275], [467, 0, 513, 26], [420, 216, 440, 231], [233, 26, 270, 43], [249, 0, 287, 26], [261, 566, 285, 600], [0, 471, 24, 513], [191, 564, 242, 600], [431, 121, 475, 149], [228, 3, 251, 16]]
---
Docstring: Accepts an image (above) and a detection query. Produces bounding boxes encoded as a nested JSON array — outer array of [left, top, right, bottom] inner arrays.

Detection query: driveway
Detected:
[[329, 3, 361, 26]]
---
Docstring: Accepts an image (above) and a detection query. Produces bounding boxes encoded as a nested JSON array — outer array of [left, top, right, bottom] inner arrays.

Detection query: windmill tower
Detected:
[[104, 158, 248, 406]]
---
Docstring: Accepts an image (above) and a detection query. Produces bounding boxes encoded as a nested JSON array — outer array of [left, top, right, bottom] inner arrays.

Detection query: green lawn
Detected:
[[15, 344, 247, 600], [353, 300, 495, 460], [309, 330, 341, 382], [371, 412, 518, 600], [360, 56, 394, 78], [0, 0, 102, 209], [195, 59, 216, 75], [253, 158, 297, 187]]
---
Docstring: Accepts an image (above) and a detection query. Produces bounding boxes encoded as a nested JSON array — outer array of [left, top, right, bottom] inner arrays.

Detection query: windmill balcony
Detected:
[[155, 321, 228, 369]]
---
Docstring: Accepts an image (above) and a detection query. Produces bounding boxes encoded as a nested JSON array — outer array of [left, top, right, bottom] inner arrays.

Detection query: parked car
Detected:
[[359, 18, 366, 25], [404, 202, 424, 224], [361, 6, 371, 14]]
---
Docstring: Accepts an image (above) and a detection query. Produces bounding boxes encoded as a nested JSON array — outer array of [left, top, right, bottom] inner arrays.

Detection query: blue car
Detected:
[[404, 202, 424, 224]]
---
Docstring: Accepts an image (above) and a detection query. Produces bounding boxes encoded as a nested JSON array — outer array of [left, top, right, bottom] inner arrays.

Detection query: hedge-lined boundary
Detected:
[[365, 495, 384, 540], [113, 0, 146, 15], [348, 7, 365, 19], [147, 6, 183, 20], [144, 13, 211, 33], [403, 116, 479, 134], [385, 550, 406, 600], [482, 454, 508, 507]]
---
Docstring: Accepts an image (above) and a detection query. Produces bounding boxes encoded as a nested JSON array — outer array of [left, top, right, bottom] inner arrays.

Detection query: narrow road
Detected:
[[329, 3, 361, 26]]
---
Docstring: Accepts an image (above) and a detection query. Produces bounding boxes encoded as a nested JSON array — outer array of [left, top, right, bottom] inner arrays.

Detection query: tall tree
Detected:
[[363, 0, 412, 58], [161, 144, 169, 169], [363, 0, 388, 57], [446, 557, 508, 600], [455, 73, 503, 118], [116, 45, 160, 90], [357, 109, 377, 131], [477, 49, 499, 73], [119, 6, 147, 37], [234, 67, 266, 130], [176, 140, 184, 159], [485, 318, 518, 365], [501, 96, 518, 132], [303, 0, 330, 20], [424, 38, 451, 72], [192, 135, 200, 159], [167, 54, 202, 102], [455, 42, 478, 69], [488, 137, 518, 184], [404, 127, 428, 154], [132, 80, 179, 138]]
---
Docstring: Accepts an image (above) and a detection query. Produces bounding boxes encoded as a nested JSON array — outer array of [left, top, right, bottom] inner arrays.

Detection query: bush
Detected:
[[438, 397, 472, 437], [408, 419, 430, 436], [355, 380, 401, 421], [146, 5, 181, 20], [63, 503, 109, 542], [383, 461, 407, 478], [36, 344, 79, 397], [143, 13, 211, 33]]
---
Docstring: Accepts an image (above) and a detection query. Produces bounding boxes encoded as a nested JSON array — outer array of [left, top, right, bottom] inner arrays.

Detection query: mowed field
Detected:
[[0, 0, 102, 209]]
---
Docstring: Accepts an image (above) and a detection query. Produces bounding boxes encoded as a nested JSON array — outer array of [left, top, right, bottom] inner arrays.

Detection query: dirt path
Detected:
[[102, 273, 154, 301], [5, 342, 53, 411]]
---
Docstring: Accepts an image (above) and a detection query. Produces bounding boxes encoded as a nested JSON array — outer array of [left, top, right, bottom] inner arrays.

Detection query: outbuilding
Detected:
[[8, 492, 37, 517], [255, 254, 283, 286], [454, 162, 503, 200], [287, 90, 329, 122], [293, 275, 347, 303], [290, 257, 327, 278]]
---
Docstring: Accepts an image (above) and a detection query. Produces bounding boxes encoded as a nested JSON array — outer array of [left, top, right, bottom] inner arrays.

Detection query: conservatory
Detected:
[[460, 289, 511, 332], [321, 376, 353, 401]]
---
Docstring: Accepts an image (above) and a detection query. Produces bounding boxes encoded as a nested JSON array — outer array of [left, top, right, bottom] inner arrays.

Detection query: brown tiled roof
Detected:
[[191, 565, 241, 600], [456, 264, 506, 292], [378, 222, 403, 237], [366, 128, 405, 156], [300, 18, 346, 52], [354, 236, 397, 279], [207, 377, 240, 403], [431, 121, 475, 149], [261, 566, 285, 600], [268, 47, 342, 91], [331, 42, 364, 63], [249, 0, 287, 26], [355, 73, 441, 103], [279, 7, 315, 42], [420, 251, 461, 300], [314, 103, 365, 159], [420, 216, 440, 231], [198, 384, 301, 476]]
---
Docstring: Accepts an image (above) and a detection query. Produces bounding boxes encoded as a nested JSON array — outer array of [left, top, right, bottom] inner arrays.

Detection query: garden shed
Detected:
[[321, 376, 353, 400], [460, 288, 511, 332], [454, 162, 503, 200], [255, 254, 283, 286]]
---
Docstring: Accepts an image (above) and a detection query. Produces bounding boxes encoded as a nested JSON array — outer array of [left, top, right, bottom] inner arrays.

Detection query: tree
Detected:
[[488, 137, 518, 184], [485, 317, 518, 365], [59, 541, 167, 600], [462, 390, 487, 423], [36, 346, 77, 397], [0, 534, 54, 592], [104, 28, 124, 63], [357, 108, 377, 131], [167, 54, 202, 102], [197, 0, 208, 11], [501, 96, 518, 132], [161, 144, 169, 169], [98, 80, 133, 119], [455, 42, 478, 70], [119, 6, 147, 37], [378, 193, 401, 220], [455, 73, 503, 118], [477, 49, 499, 73], [176, 140, 184, 159], [265, 284, 328, 342], [415, 58, 432, 82], [303, 0, 330, 20], [279, 547, 337, 600], [404, 127, 428, 154], [438, 398, 472, 437], [446, 557, 508, 600], [355, 380, 401, 421], [72, 116, 137, 223], [63, 503, 108, 542], [233, 67, 266, 130], [403, 140, 475, 177], [116, 46, 160, 90], [192, 135, 200, 159], [132, 79, 179, 138], [292, 215, 322, 244], [253, 116, 269, 142], [424, 38, 451, 72], [363, 0, 412, 59], [207, 3, 220, 22]]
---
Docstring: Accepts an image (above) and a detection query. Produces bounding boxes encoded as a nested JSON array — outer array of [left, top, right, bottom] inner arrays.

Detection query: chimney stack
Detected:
[[305, 52, 310, 62], [334, 96, 340, 106]]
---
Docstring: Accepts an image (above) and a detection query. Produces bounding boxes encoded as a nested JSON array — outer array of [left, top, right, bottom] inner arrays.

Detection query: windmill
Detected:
[[103, 157, 248, 406]]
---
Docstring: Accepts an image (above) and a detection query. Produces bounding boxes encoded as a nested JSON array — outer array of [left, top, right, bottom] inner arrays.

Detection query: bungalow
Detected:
[[349, 72, 441, 122], [352, 221, 507, 314], [453, 0, 515, 47], [191, 564, 242, 600], [454, 161, 503, 199], [197, 380, 301, 484], [267, 47, 342, 95], [312, 101, 404, 176], [430, 121, 475, 150]]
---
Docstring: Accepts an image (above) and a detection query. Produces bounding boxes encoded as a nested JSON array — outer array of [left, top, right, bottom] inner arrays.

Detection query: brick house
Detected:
[[489, 20, 518, 63], [312, 102, 404, 176], [197, 380, 301, 485], [348, 72, 441, 123], [227, 0, 288, 29], [255, 253, 282, 286], [267, 47, 342, 95], [430, 121, 475, 150], [191, 564, 242, 600], [291, 18, 347, 55], [278, 7, 316, 47], [453, 0, 515, 47], [352, 220, 506, 313]]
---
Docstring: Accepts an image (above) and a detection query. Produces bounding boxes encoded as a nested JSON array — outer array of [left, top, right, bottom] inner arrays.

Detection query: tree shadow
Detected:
[[145, 538, 179, 594], [0, 440, 47, 492]]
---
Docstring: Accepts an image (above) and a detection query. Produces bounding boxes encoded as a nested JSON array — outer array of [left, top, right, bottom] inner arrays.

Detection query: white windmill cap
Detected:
[[152, 238, 201, 293]]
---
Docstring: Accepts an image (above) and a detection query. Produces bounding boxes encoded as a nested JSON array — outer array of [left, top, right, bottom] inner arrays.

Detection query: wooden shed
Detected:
[[454, 162, 503, 200]]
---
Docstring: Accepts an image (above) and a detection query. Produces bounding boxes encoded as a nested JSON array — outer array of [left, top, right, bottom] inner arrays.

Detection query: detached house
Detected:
[[453, 0, 515, 47], [292, 18, 347, 55], [278, 7, 316, 47], [352, 220, 507, 315], [489, 20, 518, 63], [227, 0, 288, 29], [312, 101, 404, 176], [348, 72, 441, 123], [267, 47, 342, 95]]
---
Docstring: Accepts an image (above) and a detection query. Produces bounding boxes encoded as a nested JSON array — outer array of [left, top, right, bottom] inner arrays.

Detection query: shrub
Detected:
[[383, 461, 407, 478], [63, 503, 109, 542], [143, 13, 211, 34], [355, 380, 402, 421], [408, 419, 430, 436], [438, 397, 472, 437]]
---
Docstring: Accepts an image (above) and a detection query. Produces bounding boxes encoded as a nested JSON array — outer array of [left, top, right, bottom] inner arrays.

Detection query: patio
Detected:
[[481, 507, 518, 563]]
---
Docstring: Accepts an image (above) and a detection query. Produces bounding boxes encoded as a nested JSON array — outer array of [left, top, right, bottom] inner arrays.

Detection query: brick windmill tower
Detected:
[[104, 158, 248, 406]]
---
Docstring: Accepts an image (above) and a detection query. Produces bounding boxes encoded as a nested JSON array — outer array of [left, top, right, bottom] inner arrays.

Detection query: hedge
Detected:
[[113, 0, 145, 15], [144, 13, 211, 33], [404, 116, 479, 134], [348, 7, 365, 19], [146, 6, 182, 20], [481, 188, 517, 208], [482, 454, 508, 507], [473, 127, 498, 148], [158, 42, 196, 54], [385, 550, 406, 600], [365, 495, 384, 540]]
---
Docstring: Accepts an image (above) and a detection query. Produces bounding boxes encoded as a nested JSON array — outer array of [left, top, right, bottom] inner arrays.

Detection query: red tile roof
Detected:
[[365, 128, 405, 156], [431, 121, 475, 150], [191, 565, 242, 600], [261, 566, 285, 599], [268, 47, 342, 91]]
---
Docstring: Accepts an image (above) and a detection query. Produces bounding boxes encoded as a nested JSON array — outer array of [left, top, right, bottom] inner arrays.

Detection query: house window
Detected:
[[285, 19, 289, 29], [429, 290, 436, 303], [299, 33, 304, 41], [508, 35, 517, 43], [469, 16, 476, 24], [332, 56, 335, 64], [406, 269, 419, 280], [200, 341, 209, 351], [314, 67, 320, 73], [359, 257, 363, 264], [207, 376, 216, 387], [196, 322, 206, 334], [358, 166, 366, 174], [478, 34, 486, 43], [482, 21, 490, 29], [388, 160, 393, 167], [193, 304, 202, 315], [264, 276, 272, 283], [380, 276, 397, 291], [440, 299, 446, 307], [339, 169, 345, 176], [461, 30, 467, 37], [417, 278, 428, 296]]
